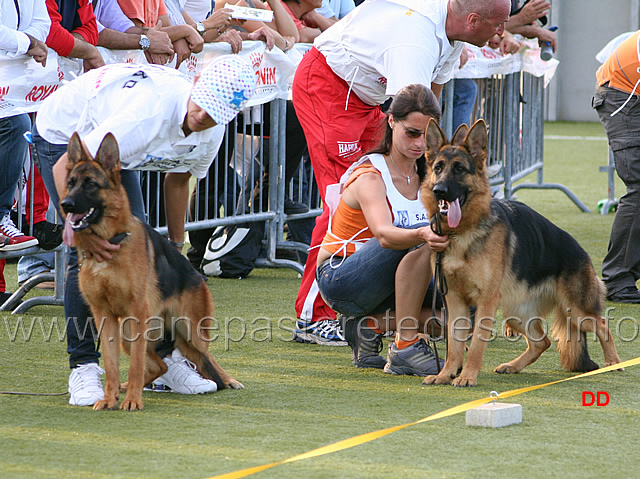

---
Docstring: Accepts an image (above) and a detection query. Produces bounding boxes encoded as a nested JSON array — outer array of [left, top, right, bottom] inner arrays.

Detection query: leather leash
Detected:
[[430, 212, 448, 374]]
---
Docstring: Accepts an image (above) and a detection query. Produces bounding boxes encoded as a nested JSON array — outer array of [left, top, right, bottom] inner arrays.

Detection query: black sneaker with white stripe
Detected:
[[294, 318, 347, 346]]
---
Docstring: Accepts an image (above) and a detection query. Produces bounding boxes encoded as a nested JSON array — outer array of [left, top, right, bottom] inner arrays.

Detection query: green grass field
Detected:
[[1, 122, 639, 479]]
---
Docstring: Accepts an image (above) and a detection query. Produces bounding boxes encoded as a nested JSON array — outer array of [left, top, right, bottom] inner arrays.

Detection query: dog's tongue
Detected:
[[447, 198, 462, 228], [63, 215, 77, 247]]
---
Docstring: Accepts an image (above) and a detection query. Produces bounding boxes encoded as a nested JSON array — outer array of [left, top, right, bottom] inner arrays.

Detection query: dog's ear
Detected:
[[425, 118, 447, 165], [451, 123, 469, 146], [95, 133, 121, 175], [67, 132, 90, 166], [464, 119, 488, 169]]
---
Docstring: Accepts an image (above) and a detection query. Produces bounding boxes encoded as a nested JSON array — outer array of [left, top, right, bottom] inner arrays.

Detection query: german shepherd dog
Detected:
[[61, 132, 243, 410], [420, 119, 621, 387]]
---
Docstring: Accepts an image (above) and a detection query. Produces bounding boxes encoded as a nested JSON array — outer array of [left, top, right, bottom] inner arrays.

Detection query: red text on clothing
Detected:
[[337, 141, 360, 157], [25, 84, 59, 102], [0, 86, 8, 101]]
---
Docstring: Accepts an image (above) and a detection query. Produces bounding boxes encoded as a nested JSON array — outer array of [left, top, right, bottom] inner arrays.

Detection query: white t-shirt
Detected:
[[183, 0, 213, 22], [36, 64, 225, 179], [315, 0, 462, 106], [316, 0, 355, 20]]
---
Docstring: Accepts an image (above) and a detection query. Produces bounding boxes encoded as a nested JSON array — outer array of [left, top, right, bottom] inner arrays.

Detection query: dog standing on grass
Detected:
[[420, 118, 622, 388], [61, 132, 242, 411]]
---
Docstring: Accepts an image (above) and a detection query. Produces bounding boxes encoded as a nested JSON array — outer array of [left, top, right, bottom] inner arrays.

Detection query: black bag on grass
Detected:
[[201, 223, 264, 279]]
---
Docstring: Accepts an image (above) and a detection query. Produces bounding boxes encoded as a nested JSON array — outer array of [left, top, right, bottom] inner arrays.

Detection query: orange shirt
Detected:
[[321, 166, 381, 256], [597, 31, 640, 94], [117, 0, 168, 27]]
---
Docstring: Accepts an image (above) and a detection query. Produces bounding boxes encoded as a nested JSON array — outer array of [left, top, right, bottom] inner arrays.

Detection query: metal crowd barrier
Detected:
[[0, 141, 65, 313], [444, 72, 590, 212], [143, 98, 321, 277]]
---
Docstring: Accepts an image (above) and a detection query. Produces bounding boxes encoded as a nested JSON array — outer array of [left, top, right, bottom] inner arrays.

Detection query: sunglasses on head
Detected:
[[396, 117, 425, 139]]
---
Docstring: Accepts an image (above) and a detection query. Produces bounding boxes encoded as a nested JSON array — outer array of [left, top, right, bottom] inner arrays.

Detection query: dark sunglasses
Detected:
[[396, 118, 425, 139]]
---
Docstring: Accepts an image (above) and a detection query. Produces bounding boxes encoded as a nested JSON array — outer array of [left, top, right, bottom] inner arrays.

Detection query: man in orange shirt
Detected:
[[593, 30, 640, 303]]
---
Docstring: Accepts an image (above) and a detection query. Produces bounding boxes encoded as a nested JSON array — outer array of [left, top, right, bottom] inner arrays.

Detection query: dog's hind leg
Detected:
[[572, 308, 622, 369], [495, 315, 551, 374], [552, 305, 600, 372], [174, 287, 244, 390], [93, 314, 121, 411]]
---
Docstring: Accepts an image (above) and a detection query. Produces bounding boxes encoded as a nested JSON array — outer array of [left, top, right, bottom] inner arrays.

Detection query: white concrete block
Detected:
[[465, 402, 522, 428]]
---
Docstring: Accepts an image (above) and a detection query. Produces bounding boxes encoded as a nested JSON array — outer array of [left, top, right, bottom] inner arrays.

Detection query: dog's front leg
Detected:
[[93, 314, 120, 410], [452, 300, 499, 387], [423, 295, 469, 386], [120, 310, 149, 411]]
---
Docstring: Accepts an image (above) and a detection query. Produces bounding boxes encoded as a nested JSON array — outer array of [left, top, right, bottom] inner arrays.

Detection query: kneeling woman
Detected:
[[316, 84, 448, 376]]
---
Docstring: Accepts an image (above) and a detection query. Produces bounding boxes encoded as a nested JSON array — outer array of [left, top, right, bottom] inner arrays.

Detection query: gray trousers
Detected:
[[593, 84, 640, 294]]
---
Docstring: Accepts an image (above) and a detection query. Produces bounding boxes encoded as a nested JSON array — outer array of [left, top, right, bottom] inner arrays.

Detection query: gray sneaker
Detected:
[[383, 338, 444, 376], [342, 317, 386, 369]]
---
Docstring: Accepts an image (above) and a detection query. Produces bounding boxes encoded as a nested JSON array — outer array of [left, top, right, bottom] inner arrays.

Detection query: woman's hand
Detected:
[[418, 226, 449, 252]]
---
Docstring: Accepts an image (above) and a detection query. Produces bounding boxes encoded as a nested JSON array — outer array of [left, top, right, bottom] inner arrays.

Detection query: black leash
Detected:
[[430, 212, 448, 374]]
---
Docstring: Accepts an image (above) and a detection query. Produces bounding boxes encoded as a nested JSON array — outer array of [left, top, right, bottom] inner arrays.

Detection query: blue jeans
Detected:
[[316, 237, 438, 318], [32, 124, 147, 368], [0, 114, 31, 218], [451, 79, 478, 132]]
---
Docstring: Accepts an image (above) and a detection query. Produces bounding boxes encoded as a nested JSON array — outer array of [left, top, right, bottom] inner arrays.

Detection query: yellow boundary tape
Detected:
[[207, 357, 639, 479]]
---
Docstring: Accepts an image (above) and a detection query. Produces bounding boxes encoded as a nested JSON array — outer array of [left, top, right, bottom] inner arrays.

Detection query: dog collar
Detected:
[[109, 232, 131, 245]]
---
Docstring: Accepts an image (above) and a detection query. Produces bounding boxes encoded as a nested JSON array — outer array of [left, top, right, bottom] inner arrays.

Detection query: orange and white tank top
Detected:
[[320, 153, 430, 263]]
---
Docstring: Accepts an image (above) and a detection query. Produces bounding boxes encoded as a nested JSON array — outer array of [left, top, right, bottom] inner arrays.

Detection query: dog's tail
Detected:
[[552, 307, 599, 373], [173, 335, 228, 391], [200, 355, 227, 391]]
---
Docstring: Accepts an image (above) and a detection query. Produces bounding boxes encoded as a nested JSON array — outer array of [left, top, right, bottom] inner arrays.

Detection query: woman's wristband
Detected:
[[168, 239, 185, 248]]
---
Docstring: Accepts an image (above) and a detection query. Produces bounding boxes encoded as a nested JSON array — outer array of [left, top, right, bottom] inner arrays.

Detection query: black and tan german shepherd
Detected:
[[420, 119, 621, 387], [61, 132, 243, 410]]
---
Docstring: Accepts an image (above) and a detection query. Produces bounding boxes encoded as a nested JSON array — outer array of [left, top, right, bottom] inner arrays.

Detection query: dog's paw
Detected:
[[226, 379, 244, 389], [451, 375, 477, 387], [603, 361, 624, 371], [120, 399, 144, 411], [495, 362, 520, 374], [422, 374, 452, 386], [93, 399, 118, 411]]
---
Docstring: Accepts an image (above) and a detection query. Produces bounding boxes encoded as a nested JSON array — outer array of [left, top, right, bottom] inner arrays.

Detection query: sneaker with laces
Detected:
[[150, 349, 218, 394], [343, 317, 386, 369], [383, 338, 444, 376], [294, 318, 348, 346], [68, 363, 105, 406], [0, 214, 38, 251]]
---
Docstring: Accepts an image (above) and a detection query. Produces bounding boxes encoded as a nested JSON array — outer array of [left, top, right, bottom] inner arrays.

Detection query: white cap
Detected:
[[191, 55, 257, 125]]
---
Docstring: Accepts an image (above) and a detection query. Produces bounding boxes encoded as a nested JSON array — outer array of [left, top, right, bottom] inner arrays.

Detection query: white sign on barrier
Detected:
[[0, 39, 557, 119], [456, 38, 559, 87]]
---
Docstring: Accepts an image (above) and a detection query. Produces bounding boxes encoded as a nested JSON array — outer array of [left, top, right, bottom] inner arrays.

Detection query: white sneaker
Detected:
[[154, 349, 218, 394], [68, 363, 105, 406]]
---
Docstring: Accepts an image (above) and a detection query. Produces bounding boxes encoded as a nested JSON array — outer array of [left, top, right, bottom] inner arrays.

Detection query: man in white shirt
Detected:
[[0, 0, 50, 263], [292, 0, 511, 345], [32, 55, 256, 406]]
